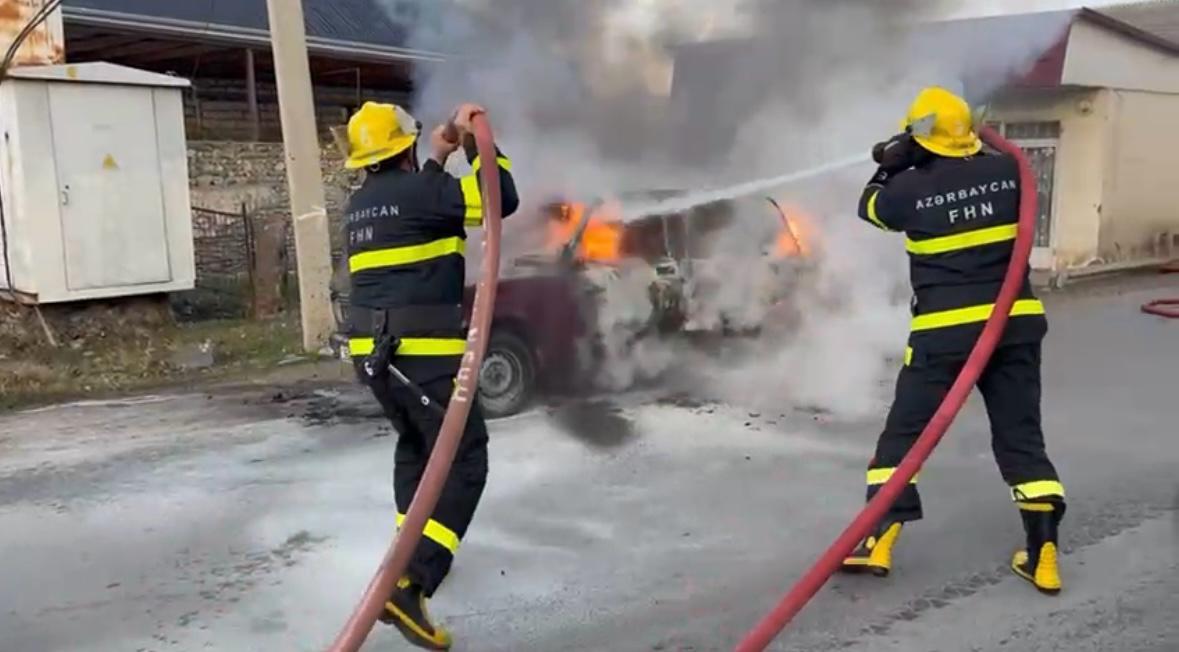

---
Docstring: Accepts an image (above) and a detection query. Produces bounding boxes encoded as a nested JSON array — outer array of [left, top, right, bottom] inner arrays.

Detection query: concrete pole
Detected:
[[264, 0, 334, 352], [245, 49, 261, 142]]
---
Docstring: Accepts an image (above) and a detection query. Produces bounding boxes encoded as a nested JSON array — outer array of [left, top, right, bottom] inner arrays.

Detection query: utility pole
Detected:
[[265, 0, 334, 352]]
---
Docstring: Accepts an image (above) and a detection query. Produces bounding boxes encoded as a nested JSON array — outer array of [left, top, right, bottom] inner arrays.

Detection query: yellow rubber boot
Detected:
[[379, 577, 453, 650], [840, 521, 903, 577], [1011, 501, 1063, 595]]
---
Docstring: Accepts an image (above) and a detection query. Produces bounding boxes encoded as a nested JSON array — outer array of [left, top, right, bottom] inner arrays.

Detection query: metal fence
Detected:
[[174, 204, 296, 321]]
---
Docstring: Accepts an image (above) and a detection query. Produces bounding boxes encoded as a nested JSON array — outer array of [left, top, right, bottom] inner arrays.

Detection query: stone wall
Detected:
[[187, 141, 358, 216], [187, 140, 361, 290]]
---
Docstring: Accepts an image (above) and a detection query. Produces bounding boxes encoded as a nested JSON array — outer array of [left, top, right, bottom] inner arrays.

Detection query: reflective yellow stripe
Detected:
[[911, 299, 1045, 332], [865, 190, 891, 231], [1011, 480, 1065, 501], [350, 338, 374, 356], [396, 513, 461, 553], [471, 155, 512, 173], [400, 338, 466, 356], [867, 468, 920, 485], [1016, 501, 1056, 512], [904, 346, 913, 367], [905, 224, 1017, 255], [348, 337, 466, 357], [462, 156, 511, 226], [461, 175, 483, 225], [349, 237, 465, 274]]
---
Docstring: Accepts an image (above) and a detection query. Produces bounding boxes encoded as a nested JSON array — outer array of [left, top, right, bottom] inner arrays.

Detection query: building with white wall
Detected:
[[983, 5, 1179, 280]]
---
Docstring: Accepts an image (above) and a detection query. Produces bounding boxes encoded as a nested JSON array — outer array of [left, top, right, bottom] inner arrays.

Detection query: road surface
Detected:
[[1, 281, 1176, 651]]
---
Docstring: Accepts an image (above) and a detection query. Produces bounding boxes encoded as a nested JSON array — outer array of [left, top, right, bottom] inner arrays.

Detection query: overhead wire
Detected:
[[0, 0, 65, 296], [1, 0, 64, 78]]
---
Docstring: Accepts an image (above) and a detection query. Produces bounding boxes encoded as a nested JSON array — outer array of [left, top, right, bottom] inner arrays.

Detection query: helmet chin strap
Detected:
[[410, 121, 423, 172], [409, 142, 421, 172]]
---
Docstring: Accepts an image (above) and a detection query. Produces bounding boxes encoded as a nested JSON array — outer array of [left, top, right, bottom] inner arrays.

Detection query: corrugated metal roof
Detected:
[[1101, 0, 1179, 44], [61, 0, 446, 62]]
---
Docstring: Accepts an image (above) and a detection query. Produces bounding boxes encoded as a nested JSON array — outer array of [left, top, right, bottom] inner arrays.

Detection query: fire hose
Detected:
[[327, 113, 504, 652], [733, 125, 1038, 652], [1141, 261, 1179, 318]]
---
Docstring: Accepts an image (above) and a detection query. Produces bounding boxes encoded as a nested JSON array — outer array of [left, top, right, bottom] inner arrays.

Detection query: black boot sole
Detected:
[[840, 562, 890, 578], [1011, 566, 1061, 596], [381, 600, 452, 650], [390, 618, 451, 651]]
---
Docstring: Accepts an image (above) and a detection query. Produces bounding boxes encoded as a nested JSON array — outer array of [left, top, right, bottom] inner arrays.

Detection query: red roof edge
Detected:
[[1010, 31, 1069, 88], [1004, 7, 1179, 90]]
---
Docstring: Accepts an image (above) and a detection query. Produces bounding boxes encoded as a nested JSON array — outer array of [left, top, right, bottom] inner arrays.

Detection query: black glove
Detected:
[[872, 132, 918, 173]]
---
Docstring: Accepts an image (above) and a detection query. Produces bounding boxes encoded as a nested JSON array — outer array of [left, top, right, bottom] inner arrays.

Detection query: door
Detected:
[[48, 83, 172, 290]]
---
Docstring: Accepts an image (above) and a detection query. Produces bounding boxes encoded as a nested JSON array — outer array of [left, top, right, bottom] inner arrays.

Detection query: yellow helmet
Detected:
[[344, 102, 420, 169], [902, 87, 982, 158]]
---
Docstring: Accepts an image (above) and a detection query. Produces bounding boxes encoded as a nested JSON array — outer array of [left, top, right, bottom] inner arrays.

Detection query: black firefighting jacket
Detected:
[[345, 143, 519, 380], [858, 150, 1047, 364]]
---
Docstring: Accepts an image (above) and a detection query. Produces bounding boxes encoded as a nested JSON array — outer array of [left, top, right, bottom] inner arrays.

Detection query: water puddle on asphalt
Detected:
[[545, 400, 639, 449]]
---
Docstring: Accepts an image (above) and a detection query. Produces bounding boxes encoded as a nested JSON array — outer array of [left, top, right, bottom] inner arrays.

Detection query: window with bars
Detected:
[[1005, 121, 1061, 140], [984, 121, 1060, 248]]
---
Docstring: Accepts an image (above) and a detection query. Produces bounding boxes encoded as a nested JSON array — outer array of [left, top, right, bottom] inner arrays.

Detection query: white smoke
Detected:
[[941, 0, 1130, 19], [378, 0, 1072, 418]]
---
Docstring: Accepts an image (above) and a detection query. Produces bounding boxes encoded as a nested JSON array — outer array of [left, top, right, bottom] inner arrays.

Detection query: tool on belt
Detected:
[[362, 334, 446, 416], [357, 305, 465, 417]]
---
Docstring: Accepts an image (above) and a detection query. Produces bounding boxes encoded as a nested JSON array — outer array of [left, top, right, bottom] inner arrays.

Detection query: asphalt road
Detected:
[[0, 281, 1176, 652]]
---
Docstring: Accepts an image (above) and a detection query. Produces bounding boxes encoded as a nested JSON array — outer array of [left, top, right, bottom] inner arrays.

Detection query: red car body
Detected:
[[334, 194, 805, 418]]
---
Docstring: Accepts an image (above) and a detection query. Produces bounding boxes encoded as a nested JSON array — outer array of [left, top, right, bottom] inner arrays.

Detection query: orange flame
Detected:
[[770, 201, 815, 259], [547, 201, 624, 263]]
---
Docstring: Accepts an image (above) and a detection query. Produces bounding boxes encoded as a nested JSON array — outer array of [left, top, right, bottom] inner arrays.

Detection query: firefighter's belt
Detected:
[[350, 304, 464, 338]]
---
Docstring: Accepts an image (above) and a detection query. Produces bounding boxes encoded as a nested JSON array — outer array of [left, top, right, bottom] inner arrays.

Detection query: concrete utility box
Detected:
[[0, 62, 195, 303]]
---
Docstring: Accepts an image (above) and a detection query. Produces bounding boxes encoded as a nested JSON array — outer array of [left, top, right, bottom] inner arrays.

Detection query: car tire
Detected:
[[478, 329, 536, 419]]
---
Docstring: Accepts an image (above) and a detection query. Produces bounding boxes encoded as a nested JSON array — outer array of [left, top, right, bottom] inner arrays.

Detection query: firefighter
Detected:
[[839, 87, 1065, 595], [342, 101, 518, 649]]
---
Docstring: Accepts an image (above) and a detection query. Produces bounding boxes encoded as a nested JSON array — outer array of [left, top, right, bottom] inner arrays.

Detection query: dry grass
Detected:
[[0, 315, 305, 410]]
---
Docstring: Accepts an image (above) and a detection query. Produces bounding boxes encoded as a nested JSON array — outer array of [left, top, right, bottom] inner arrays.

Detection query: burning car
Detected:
[[330, 192, 815, 418]]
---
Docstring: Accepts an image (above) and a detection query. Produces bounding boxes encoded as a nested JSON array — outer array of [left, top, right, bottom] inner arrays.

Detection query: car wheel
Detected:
[[478, 329, 536, 419]]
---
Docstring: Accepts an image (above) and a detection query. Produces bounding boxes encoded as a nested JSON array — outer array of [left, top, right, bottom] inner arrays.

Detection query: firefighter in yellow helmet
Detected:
[[342, 101, 518, 649], [840, 87, 1065, 595]]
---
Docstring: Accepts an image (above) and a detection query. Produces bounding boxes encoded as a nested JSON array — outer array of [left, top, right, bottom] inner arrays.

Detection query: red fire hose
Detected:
[[733, 126, 1038, 652], [1141, 261, 1179, 318], [327, 113, 504, 652], [1142, 297, 1179, 318]]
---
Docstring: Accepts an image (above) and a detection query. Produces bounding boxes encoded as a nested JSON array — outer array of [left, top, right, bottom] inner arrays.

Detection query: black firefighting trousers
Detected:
[[366, 371, 489, 597], [867, 341, 1064, 522]]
